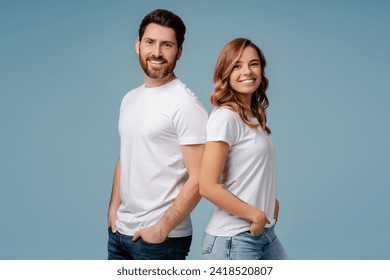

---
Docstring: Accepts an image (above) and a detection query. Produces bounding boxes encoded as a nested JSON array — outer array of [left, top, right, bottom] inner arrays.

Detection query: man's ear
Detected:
[[135, 37, 140, 55], [176, 46, 183, 60]]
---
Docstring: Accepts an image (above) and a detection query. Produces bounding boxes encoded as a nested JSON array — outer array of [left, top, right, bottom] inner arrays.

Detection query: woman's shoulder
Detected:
[[208, 107, 241, 131], [210, 107, 239, 120]]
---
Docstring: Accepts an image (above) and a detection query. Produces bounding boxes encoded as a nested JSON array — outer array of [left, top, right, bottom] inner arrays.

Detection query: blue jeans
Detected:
[[107, 228, 192, 260], [202, 225, 288, 260]]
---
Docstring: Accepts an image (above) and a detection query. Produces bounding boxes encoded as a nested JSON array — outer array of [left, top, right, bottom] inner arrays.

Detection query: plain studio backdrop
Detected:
[[1, 0, 389, 260]]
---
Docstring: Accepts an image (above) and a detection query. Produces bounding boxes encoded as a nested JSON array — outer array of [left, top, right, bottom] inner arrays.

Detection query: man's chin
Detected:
[[145, 70, 169, 79]]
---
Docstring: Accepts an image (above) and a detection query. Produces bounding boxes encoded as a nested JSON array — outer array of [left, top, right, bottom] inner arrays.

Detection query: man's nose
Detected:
[[152, 44, 162, 57]]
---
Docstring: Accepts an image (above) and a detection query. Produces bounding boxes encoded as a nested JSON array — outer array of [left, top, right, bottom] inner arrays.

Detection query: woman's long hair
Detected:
[[211, 38, 271, 134]]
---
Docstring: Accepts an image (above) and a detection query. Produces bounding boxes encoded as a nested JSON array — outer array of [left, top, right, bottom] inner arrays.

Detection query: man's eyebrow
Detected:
[[143, 37, 175, 45], [161, 40, 176, 45]]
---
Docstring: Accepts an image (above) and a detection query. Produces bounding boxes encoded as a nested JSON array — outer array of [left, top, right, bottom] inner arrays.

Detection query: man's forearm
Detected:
[[109, 160, 121, 207], [156, 176, 201, 236], [132, 144, 205, 242], [108, 159, 121, 229]]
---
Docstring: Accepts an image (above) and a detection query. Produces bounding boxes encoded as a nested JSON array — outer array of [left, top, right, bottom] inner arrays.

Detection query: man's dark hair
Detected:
[[138, 9, 186, 49]]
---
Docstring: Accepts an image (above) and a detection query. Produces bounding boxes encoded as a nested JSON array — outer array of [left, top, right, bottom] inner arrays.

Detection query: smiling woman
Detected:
[[229, 47, 262, 105], [199, 38, 288, 260], [211, 38, 270, 132]]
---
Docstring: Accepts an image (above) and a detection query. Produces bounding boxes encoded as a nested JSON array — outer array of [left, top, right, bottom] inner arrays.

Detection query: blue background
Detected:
[[1, 0, 389, 260]]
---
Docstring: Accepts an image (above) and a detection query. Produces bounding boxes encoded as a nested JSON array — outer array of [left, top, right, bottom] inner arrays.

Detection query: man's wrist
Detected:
[[156, 218, 172, 238]]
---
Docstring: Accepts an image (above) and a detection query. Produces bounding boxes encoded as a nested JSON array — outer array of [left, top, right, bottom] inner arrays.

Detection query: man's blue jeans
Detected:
[[202, 224, 288, 260], [107, 228, 192, 260]]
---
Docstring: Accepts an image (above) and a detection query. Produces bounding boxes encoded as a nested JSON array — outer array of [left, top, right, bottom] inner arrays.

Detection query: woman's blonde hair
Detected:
[[211, 38, 271, 134]]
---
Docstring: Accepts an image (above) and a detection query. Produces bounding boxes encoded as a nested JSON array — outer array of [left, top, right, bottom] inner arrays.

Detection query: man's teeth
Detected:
[[150, 60, 164, 64]]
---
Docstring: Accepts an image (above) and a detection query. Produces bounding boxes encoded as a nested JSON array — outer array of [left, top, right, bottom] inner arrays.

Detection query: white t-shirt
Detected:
[[116, 79, 208, 237], [205, 108, 276, 237]]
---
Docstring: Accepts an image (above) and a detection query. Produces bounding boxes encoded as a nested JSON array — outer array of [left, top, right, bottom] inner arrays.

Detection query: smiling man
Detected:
[[107, 9, 208, 260]]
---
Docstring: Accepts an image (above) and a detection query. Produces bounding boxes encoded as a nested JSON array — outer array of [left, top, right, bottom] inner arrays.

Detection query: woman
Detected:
[[199, 38, 288, 260]]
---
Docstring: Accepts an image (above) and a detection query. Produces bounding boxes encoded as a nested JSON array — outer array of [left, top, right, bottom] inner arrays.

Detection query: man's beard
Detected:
[[139, 55, 177, 79]]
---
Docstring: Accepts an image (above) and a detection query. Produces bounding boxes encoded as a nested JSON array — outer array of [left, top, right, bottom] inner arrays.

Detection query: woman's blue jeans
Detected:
[[202, 225, 288, 260]]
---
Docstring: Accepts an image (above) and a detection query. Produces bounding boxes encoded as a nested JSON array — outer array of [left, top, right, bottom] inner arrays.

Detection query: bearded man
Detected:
[[107, 9, 208, 260]]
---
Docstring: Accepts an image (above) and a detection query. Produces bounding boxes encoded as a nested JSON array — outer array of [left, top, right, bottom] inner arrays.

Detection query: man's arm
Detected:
[[108, 159, 121, 233], [132, 144, 205, 243]]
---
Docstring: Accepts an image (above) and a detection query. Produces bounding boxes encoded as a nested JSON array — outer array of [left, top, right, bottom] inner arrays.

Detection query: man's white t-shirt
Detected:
[[205, 108, 276, 237], [117, 79, 208, 237]]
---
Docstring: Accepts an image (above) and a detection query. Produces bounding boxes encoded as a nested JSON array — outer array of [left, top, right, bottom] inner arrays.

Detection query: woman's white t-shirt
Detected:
[[205, 108, 276, 237]]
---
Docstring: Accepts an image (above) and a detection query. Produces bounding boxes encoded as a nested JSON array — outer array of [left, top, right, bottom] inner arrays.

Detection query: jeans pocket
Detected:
[[139, 237, 168, 246], [240, 229, 265, 239], [202, 233, 217, 255]]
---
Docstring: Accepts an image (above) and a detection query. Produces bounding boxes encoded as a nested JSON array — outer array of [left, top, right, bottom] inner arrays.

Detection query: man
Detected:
[[107, 9, 208, 260]]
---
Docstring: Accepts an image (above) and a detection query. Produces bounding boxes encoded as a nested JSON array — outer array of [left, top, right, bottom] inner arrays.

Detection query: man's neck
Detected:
[[144, 73, 177, 88]]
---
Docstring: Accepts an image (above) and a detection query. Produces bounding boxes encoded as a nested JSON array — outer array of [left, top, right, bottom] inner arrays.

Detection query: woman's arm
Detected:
[[199, 141, 270, 235]]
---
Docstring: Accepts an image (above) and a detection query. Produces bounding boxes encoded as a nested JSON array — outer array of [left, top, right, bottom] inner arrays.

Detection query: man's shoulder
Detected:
[[168, 79, 196, 98], [171, 79, 205, 107]]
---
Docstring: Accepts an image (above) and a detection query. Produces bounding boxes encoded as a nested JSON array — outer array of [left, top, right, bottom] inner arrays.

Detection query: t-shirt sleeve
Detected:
[[206, 108, 238, 146], [172, 97, 208, 145], [119, 92, 129, 114]]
